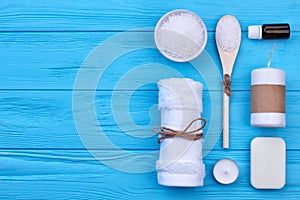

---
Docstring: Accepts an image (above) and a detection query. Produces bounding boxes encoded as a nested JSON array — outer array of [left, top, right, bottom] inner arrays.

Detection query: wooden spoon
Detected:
[[215, 15, 241, 149]]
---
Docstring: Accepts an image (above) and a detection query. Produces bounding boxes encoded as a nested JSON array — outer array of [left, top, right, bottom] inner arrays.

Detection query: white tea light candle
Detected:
[[213, 158, 239, 184]]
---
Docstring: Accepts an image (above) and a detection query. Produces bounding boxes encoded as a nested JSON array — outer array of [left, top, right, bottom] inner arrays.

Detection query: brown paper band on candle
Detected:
[[251, 84, 286, 113]]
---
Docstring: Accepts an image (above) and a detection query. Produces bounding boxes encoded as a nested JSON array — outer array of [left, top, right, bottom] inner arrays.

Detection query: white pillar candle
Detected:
[[251, 67, 286, 127]]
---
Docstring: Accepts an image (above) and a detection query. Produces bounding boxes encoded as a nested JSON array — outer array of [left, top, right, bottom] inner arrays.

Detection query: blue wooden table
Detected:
[[1, 0, 300, 199]]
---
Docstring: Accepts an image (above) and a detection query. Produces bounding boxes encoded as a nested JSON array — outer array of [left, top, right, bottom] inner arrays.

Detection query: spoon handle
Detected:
[[223, 93, 230, 148]]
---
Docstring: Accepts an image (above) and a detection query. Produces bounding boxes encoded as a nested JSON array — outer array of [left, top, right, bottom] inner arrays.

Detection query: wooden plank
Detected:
[[1, 0, 299, 198], [0, 32, 298, 90], [0, 149, 299, 199], [1, 0, 300, 31], [0, 90, 298, 150]]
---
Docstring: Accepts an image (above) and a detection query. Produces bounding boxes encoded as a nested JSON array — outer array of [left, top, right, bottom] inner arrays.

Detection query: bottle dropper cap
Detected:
[[248, 25, 262, 39]]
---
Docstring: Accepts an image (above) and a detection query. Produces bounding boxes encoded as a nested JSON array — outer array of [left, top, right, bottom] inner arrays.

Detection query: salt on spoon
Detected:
[[215, 15, 241, 149]]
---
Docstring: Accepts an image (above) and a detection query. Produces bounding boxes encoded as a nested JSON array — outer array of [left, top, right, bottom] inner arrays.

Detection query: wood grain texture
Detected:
[[1, 0, 300, 31], [0, 90, 299, 150], [0, 32, 298, 90], [1, 0, 300, 199], [0, 150, 299, 200]]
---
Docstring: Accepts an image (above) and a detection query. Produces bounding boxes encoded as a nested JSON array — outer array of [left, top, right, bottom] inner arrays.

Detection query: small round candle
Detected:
[[251, 67, 286, 127], [213, 158, 239, 184]]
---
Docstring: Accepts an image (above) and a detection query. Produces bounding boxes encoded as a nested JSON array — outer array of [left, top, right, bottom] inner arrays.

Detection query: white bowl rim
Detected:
[[154, 9, 208, 62]]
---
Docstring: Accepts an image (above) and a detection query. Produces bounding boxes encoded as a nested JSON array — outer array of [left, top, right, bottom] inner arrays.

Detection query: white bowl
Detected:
[[154, 10, 208, 62]]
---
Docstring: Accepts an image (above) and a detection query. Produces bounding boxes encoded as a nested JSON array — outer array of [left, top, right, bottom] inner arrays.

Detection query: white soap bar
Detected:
[[251, 137, 286, 189]]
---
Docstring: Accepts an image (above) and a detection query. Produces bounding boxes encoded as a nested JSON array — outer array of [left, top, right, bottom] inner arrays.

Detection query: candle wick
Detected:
[[267, 43, 277, 68]]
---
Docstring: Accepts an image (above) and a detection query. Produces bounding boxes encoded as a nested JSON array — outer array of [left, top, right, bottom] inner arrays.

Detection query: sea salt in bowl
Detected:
[[154, 10, 208, 62]]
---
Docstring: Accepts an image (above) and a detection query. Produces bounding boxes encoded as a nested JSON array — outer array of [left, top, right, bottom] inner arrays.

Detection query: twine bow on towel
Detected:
[[223, 74, 232, 96], [152, 118, 206, 143]]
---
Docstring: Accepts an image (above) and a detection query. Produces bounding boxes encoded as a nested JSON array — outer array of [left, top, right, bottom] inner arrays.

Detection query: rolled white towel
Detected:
[[156, 78, 205, 187]]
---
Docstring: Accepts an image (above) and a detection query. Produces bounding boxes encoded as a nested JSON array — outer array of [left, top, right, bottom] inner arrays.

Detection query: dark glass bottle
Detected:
[[248, 23, 290, 39], [262, 24, 290, 39]]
